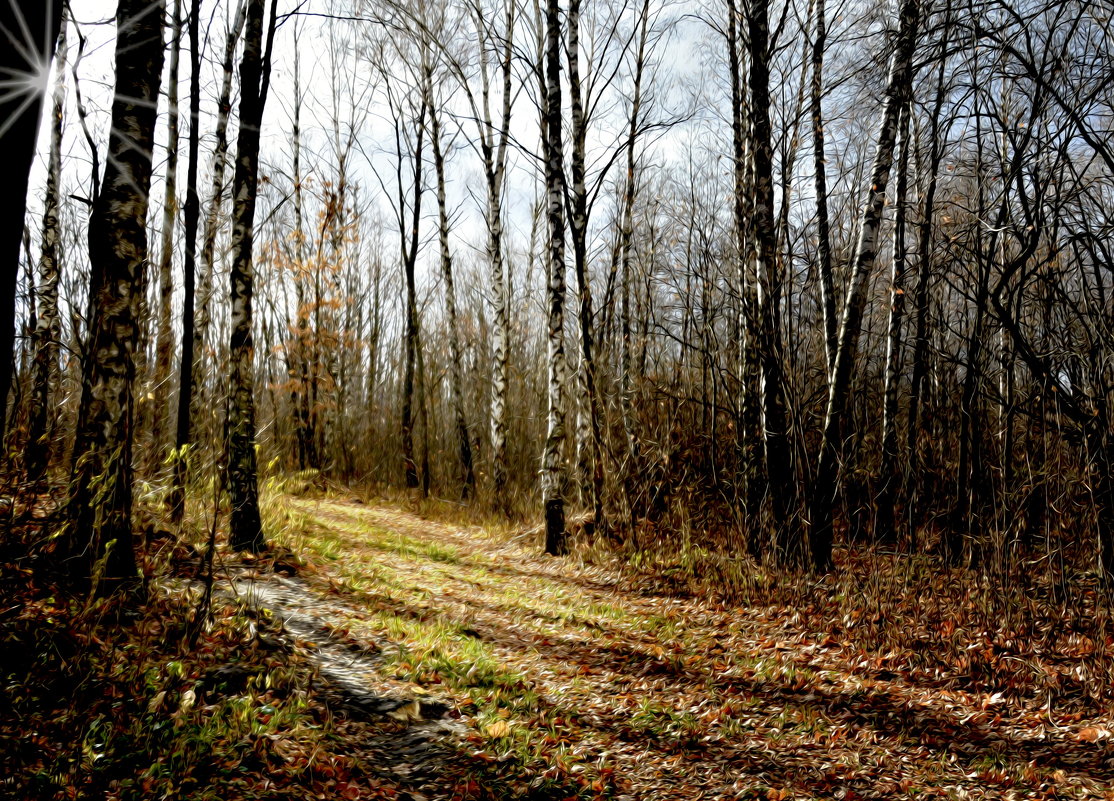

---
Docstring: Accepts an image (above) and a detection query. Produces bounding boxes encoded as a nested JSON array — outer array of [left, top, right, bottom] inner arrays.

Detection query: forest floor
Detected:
[[6, 489, 1114, 800], [246, 492, 1114, 800]]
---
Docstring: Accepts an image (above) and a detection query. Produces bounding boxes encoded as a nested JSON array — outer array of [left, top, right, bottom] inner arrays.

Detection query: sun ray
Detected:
[[0, 0, 58, 118], [0, 91, 41, 140]]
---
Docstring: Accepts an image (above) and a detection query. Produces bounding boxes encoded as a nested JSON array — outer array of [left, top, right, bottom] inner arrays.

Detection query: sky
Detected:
[[17, 0, 784, 347]]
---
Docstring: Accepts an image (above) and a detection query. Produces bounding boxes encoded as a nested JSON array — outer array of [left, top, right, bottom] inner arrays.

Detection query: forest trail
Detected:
[[245, 495, 1114, 800]]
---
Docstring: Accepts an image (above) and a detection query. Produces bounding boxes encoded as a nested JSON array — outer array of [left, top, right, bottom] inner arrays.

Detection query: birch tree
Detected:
[[459, 0, 517, 508], [809, 0, 921, 572], [69, 0, 166, 584], [875, 100, 912, 545], [541, 0, 571, 555], [726, 0, 763, 553], [25, 12, 68, 485], [190, 1, 247, 472]]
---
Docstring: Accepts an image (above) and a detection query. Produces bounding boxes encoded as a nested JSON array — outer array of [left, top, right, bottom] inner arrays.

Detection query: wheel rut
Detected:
[[225, 571, 467, 800]]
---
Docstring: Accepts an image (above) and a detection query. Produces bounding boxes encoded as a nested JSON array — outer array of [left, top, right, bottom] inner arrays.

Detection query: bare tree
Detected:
[[190, 0, 248, 474], [25, 11, 68, 485], [0, 2, 64, 445], [566, 0, 605, 537], [541, 0, 571, 555], [169, 0, 205, 524], [904, 0, 953, 543], [617, 0, 652, 528], [69, 0, 166, 585], [151, 0, 183, 473], [227, 0, 278, 553], [422, 30, 475, 499], [809, 0, 921, 572], [875, 99, 912, 545]]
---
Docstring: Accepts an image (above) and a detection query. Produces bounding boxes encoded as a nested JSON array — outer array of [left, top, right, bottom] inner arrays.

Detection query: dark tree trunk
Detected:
[[425, 68, 475, 499], [169, 0, 204, 524], [227, 0, 276, 553], [0, 2, 64, 444], [399, 96, 426, 492], [290, 37, 317, 471], [810, 0, 837, 373], [70, 0, 165, 587], [747, 0, 801, 564], [905, 5, 952, 544], [541, 0, 570, 556], [566, 0, 605, 537], [618, 0, 651, 533]]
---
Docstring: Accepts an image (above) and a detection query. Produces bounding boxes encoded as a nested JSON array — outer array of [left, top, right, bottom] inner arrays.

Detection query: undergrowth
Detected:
[[624, 533, 1114, 712], [0, 491, 380, 801]]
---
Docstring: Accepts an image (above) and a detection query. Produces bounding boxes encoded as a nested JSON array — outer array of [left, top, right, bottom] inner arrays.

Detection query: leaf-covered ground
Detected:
[[265, 494, 1114, 800], [6, 489, 1114, 800]]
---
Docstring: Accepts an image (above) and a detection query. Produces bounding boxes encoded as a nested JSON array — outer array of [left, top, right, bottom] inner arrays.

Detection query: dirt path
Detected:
[[249, 496, 1114, 800], [224, 572, 464, 799]]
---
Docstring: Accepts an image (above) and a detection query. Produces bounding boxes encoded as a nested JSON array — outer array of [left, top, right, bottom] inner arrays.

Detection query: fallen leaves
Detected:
[[1076, 726, 1110, 742], [251, 495, 1114, 800]]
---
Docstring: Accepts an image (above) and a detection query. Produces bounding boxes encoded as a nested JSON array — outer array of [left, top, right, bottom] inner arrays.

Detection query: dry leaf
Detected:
[[1077, 726, 1109, 742], [387, 699, 422, 722]]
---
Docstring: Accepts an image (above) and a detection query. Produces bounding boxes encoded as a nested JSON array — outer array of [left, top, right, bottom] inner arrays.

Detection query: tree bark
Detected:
[[747, 0, 801, 564], [169, 0, 204, 524], [70, 0, 165, 586], [541, 0, 570, 555], [151, 0, 182, 474], [227, 0, 276, 553], [809, 0, 921, 572], [25, 14, 68, 485], [0, 2, 64, 445], [876, 101, 912, 545]]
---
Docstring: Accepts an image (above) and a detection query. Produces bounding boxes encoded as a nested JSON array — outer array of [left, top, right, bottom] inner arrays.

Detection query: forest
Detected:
[[2, 0, 1114, 798]]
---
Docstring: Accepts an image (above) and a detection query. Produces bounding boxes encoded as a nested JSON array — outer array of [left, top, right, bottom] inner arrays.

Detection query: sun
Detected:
[[0, 0, 60, 140]]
